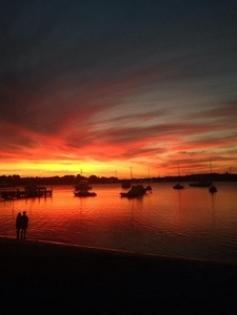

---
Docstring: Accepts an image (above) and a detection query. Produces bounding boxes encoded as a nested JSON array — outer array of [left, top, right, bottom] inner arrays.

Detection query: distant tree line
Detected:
[[0, 174, 119, 186], [152, 172, 237, 183], [0, 172, 237, 187]]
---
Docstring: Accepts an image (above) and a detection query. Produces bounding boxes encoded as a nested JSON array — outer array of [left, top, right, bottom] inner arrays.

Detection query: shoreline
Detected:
[[1, 235, 236, 267], [0, 237, 237, 313]]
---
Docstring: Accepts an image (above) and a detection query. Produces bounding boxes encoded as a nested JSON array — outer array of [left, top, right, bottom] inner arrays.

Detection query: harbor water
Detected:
[[1, 182, 237, 263]]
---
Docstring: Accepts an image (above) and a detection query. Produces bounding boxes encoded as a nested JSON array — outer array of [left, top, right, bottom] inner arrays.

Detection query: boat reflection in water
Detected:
[[1, 183, 237, 263]]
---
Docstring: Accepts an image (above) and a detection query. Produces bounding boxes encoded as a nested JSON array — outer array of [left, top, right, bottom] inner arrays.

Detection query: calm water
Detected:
[[1, 183, 237, 263]]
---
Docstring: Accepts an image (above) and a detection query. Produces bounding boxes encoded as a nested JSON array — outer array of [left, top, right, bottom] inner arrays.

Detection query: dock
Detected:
[[0, 185, 52, 200]]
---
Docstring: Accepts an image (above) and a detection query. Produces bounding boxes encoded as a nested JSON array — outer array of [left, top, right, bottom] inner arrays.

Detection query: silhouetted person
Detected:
[[20, 211, 29, 240], [16, 212, 22, 240]]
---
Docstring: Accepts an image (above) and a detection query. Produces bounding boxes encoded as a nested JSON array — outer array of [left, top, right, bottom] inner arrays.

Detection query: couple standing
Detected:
[[16, 211, 29, 240]]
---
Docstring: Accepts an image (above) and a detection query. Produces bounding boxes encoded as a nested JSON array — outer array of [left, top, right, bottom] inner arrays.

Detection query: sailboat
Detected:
[[208, 161, 218, 194], [121, 167, 133, 189], [209, 185, 217, 193], [145, 167, 152, 191], [74, 180, 97, 197], [173, 183, 184, 190], [120, 184, 147, 198], [173, 164, 184, 190]]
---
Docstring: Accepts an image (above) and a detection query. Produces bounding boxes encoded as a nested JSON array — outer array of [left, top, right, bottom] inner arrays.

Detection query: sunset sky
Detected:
[[1, 1, 237, 177]]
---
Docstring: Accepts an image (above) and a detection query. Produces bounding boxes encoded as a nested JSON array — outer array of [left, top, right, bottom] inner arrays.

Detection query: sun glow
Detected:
[[0, 160, 156, 178]]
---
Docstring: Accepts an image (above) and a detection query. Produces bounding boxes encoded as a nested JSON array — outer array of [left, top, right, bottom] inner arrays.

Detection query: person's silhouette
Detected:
[[16, 212, 22, 240], [20, 211, 29, 240]]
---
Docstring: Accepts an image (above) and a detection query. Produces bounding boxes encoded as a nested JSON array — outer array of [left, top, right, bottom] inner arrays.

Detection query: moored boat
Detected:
[[145, 185, 152, 191], [209, 185, 217, 194], [75, 181, 92, 191], [173, 164, 184, 190], [74, 191, 97, 197], [120, 185, 147, 198], [173, 183, 184, 190], [74, 181, 97, 197]]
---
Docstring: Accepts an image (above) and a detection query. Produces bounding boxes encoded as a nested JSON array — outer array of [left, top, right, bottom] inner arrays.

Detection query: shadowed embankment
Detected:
[[0, 238, 236, 314]]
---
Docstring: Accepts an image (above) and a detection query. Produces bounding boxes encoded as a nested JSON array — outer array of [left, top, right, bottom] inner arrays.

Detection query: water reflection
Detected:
[[210, 193, 216, 229], [0, 183, 237, 262], [173, 189, 183, 233]]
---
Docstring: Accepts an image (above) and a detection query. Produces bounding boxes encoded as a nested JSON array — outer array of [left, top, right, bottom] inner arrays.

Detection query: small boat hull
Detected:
[[209, 185, 217, 193], [120, 185, 147, 198], [74, 191, 97, 197], [173, 183, 184, 190]]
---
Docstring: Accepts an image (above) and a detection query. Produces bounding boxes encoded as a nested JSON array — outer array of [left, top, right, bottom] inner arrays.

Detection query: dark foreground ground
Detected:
[[0, 238, 236, 314]]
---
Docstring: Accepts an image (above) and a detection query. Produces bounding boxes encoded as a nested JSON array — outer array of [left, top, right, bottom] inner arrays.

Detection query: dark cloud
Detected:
[[121, 147, 166, 159], [95, 122, 222, 145], [0, 1, 236, 173], [190, 101, 237, 121], [95, 109, 168, 125]]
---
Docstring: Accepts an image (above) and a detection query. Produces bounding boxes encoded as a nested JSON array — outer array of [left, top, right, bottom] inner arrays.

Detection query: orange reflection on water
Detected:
[[1, 183, 237, 262]]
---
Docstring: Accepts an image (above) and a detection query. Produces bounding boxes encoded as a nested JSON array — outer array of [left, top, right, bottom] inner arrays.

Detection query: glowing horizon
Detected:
[[1, 2, 237, 177]]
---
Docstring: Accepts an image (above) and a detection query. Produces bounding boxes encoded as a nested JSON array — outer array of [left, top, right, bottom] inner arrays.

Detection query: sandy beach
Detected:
[[0, 237, 236, 314]]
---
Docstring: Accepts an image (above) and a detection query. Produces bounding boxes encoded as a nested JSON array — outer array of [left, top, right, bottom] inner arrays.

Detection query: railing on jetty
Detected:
[[0, 185, 53, 201]]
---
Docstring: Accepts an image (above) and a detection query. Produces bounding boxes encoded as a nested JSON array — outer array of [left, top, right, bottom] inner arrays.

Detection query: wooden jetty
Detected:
[[0, 185, 52, 200]]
